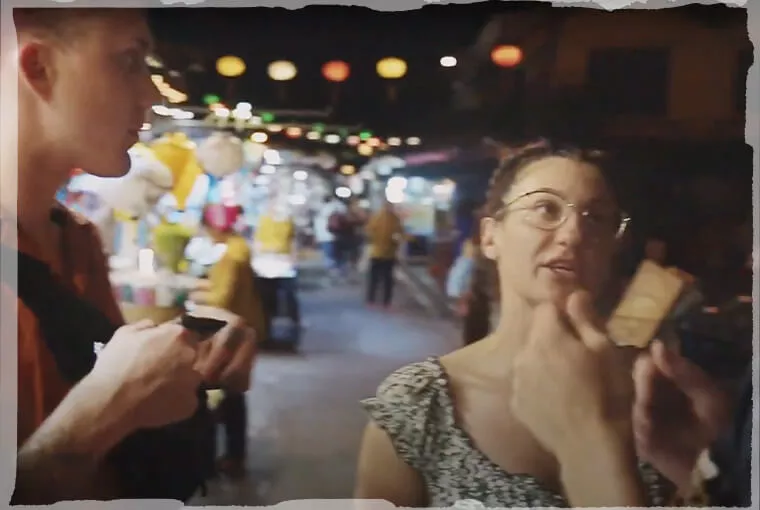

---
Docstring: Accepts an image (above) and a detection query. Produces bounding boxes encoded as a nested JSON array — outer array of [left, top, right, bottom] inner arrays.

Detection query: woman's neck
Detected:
[[477, 290, 537, 378]]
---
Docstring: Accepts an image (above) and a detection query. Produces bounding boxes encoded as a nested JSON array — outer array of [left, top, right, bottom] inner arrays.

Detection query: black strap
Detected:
[[0, 242, 116, 382]]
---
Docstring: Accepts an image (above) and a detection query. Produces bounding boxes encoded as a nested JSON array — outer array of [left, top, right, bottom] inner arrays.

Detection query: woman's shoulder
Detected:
[[370, 358, 447, 404], [361, 358, 452, 469]]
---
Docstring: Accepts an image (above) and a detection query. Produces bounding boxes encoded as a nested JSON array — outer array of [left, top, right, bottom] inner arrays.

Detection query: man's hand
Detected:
[[88, 320, 203, 431], [633, 340, 732, 492], [14, 320, 203, 504], [190, 306, 257, 392]]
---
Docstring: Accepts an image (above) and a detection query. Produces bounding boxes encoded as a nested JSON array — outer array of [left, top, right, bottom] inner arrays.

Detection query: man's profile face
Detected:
[[20, 11, 160, 177]]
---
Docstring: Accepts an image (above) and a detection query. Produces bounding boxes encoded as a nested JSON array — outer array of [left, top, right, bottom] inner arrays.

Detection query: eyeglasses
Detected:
[[492, 189, 630, 240]]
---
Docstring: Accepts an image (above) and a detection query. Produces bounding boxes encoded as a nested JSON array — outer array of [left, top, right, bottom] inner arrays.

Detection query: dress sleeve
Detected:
[[360, 360, 445, 471]]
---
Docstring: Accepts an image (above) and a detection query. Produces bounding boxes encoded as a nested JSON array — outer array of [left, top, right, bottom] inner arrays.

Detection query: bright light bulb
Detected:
[[233, 109, 252, 120], [385, 187, 405, 204], [335, 187, 352, 199], [293, 170, 308, 181], [263, 149, 281, 165], [388, 176, 408, 189], [440, 56, 457, 68], [250, 132, 268, 143]]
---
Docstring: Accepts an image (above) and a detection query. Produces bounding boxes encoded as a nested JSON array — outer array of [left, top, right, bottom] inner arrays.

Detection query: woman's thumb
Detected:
[[566, 290, 608, 351]]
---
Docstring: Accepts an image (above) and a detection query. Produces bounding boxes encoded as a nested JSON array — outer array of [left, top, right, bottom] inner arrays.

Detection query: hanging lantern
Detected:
[[268, 60, 297, 81], [376, 57, 407, 79], [196, 132, 244, 179], [490, 45, 523, 68], [322, 60, 350, 82], [216, 55, 246, 78]]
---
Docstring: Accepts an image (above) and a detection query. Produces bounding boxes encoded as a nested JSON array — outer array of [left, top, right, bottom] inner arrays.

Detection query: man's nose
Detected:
[[141, 75, 163, 110]]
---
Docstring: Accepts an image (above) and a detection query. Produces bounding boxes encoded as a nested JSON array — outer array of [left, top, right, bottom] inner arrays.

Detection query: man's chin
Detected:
[[86, 154, 131, 179]]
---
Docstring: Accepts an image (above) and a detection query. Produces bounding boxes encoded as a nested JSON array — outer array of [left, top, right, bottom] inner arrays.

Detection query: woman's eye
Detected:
[[534, 201, 562, 219]]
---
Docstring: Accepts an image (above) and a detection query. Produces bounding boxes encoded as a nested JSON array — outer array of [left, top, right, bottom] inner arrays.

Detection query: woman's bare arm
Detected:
[[354, 422, 427, 507], [557, 420, 648, 507]]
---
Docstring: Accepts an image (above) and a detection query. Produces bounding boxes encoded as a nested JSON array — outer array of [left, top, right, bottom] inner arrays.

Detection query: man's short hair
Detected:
[[14, 8, 143, 40]]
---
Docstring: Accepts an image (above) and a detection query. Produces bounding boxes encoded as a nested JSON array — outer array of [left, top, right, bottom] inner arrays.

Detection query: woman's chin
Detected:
[[534, 283, 579, 307]]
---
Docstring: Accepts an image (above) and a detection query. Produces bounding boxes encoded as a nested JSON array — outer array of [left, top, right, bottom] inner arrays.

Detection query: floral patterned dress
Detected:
[[361, 357, 672, 508]]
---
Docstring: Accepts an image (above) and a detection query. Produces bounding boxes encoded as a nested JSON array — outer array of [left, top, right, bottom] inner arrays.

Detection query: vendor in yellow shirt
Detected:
[[190, 203, 264, 478], [254, 198, 297, 257], [365, 200, 406, 309], [253, 197, 301, 331]]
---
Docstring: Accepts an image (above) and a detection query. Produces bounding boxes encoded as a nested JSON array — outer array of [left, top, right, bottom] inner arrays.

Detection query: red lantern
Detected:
[[491, 45, 523, 68], [322, 60, 350, 83]]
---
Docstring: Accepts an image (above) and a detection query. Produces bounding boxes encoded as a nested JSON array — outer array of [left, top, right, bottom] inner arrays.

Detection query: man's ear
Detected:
[[17, 41, 56, 101], [480, 216, 500, 261]]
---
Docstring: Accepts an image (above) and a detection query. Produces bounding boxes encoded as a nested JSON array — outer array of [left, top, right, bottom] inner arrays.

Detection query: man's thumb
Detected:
[[565, 290, 608, 351]]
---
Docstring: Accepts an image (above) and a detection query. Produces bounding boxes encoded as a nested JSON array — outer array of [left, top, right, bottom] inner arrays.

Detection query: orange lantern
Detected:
[[322, 60, 350, 83], [491, 45, 523, 68]]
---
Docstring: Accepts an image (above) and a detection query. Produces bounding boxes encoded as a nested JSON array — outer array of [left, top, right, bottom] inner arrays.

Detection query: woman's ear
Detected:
[[480, 217, 500, 261]]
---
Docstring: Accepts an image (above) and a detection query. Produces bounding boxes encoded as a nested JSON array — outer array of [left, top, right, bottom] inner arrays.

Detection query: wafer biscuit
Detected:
[[607, 260, 687, 348]]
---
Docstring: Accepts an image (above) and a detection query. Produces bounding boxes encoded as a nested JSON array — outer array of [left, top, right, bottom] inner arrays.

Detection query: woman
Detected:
[[191, 204, 264, 478], [355, 141, 670, 507]]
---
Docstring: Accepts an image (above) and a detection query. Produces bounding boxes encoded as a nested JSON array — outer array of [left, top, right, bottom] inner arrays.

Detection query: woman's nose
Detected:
[[553, 211, 584, 247]]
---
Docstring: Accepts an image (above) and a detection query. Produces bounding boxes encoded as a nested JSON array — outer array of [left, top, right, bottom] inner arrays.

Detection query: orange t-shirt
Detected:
[[1, 205, 124, 447]]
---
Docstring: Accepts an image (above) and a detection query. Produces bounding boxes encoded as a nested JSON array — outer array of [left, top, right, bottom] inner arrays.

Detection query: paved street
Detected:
[[189, 281, 460, 506]]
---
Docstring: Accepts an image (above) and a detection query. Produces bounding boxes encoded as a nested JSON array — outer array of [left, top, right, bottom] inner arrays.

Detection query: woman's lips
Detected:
[[543, 263, 578, 279]]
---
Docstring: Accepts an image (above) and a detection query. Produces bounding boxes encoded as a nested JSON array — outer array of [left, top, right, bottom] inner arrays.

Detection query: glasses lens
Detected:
[[517, 192, 568, 230], [585, 210, 625, 238]]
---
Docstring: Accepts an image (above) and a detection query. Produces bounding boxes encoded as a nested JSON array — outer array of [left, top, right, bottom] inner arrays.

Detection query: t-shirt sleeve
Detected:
[[360, 360, 444, 471]]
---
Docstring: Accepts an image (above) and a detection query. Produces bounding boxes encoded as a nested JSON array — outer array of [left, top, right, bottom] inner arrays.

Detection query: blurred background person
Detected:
[[191, 204, 263, 479], [254, 196, 302, 334], [364, 199, 405, 310], [314, 194, 346, 282]]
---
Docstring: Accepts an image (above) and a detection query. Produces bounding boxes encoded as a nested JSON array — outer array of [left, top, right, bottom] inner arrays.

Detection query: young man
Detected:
[[1, 8, 255, 503]]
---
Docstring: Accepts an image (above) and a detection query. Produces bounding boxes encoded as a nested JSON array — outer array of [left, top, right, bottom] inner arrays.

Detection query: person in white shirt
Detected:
[[313, 195, 347, 277]]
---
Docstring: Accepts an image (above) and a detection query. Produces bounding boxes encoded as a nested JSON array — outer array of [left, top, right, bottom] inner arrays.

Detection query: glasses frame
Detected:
[[491, 189, 631, 240]]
